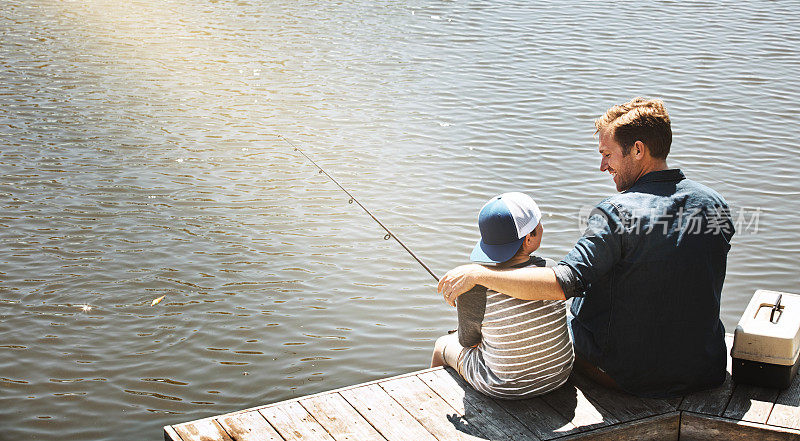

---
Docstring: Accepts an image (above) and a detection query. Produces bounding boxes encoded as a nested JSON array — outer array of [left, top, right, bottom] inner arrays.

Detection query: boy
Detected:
[[431, 192, 574, 399]]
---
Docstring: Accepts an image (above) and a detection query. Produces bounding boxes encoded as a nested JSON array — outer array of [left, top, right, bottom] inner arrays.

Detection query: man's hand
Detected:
[[437, 264, 487, 307]]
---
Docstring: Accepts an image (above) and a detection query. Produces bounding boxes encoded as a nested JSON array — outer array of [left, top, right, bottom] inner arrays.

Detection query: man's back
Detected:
[[564, 169, 733, 398]]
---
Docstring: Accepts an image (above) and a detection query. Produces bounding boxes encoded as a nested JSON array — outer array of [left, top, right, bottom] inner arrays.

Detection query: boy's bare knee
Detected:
[[434, 335, 450, 353], [431, 335, 451, 368]]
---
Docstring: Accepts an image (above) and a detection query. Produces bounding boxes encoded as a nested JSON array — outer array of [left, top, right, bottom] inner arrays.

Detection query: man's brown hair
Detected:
[[595, 97, 672, 159]]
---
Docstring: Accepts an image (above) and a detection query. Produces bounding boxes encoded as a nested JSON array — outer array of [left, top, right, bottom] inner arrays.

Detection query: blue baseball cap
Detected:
[[470, 192, 542, 265]]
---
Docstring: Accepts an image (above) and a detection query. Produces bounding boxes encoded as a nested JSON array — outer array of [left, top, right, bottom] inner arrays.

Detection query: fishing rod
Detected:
[[278, 134, 439, 282]]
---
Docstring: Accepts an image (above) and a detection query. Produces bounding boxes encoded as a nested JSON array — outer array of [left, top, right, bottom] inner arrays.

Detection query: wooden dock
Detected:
[[165, 335, 800, 440]]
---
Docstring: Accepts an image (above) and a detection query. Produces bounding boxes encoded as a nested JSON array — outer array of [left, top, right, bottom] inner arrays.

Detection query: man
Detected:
[[438, 97, 734, 398]]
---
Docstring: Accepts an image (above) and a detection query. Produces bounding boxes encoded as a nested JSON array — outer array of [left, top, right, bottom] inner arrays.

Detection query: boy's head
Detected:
[[470, 192, 543, 265]]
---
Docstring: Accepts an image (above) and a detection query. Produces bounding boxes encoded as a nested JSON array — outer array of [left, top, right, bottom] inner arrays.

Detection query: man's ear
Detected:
[[633, 140, 646, 159]]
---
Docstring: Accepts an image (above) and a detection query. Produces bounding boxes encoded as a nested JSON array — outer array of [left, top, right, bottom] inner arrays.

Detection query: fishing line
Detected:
[[278, 134, 439, 282]]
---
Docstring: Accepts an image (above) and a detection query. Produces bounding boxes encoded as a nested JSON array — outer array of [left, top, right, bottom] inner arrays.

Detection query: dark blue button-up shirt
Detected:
[[557, 169, 734, 398]]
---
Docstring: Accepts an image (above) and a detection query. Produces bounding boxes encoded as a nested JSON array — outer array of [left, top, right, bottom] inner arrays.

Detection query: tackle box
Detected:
[[731, 290, 800, 389]]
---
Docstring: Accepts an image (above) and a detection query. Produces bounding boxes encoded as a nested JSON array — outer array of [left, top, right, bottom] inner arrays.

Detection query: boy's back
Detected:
[[457, 256, 573, 399]]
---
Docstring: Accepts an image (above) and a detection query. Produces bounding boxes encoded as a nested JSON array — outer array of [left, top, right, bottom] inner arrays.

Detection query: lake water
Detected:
[[2, 0, 799, 439]]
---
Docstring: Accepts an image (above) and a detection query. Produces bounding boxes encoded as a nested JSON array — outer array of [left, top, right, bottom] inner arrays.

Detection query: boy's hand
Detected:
[[437, 264, 485, 307]]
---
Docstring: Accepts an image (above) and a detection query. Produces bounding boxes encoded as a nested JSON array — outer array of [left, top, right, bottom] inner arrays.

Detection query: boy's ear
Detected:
[[523, 232, 534, 245]]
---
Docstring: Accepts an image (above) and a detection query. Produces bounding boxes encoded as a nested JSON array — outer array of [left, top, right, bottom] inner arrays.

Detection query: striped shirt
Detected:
[[456, 256, 574, 399]]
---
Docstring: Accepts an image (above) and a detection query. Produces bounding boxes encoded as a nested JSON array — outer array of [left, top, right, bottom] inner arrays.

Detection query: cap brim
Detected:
[[470, 238, 524, 265]]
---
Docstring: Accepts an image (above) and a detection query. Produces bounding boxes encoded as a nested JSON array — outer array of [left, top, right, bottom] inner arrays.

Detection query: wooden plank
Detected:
[[636, 393, 679, 414], [380, 375, 489, 441], [173, 419, 233, 441], [299, 393, 385, 441], [680, 412, 800, 441], [722, 383, 780, 423], [176, 366, 448, 430], [493, 396, 579, 440], [569, 371, 673, 422], [556, 411, 680, 441], [417, 368, 542, 440], [217, 410, 284, 441], [164, 425, 183, 441], [539, 378, 618, 432], [767, 369, 800, 430], [340, 383, 438, 441], [260, 401, 335, 441], [679, 333, 736, 416]]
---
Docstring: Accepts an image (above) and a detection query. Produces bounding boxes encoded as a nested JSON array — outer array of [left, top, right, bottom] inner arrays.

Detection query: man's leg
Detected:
[[567, 304, 621, 391], [573, 353, 621, 390]]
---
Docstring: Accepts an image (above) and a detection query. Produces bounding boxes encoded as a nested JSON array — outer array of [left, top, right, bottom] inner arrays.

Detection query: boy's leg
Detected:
[[430, 334, 449, 367], [430, 333, 464, 372]]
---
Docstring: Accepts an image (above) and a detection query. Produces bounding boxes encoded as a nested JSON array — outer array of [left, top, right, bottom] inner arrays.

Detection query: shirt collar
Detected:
[[632, 169, 685, 186], [509, 256, 544, 269]]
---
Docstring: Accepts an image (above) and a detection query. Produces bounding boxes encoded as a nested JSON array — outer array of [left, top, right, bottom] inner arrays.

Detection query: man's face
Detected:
[[599, 129, 639, 192]]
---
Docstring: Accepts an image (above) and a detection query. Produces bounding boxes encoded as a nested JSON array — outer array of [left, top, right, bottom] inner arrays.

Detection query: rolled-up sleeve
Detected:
[[559, 203, 624, 297], [553, 264, 579, 299]]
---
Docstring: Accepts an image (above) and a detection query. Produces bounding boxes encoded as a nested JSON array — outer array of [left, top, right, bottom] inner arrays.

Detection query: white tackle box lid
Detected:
[[732, 290, 800, 366]]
